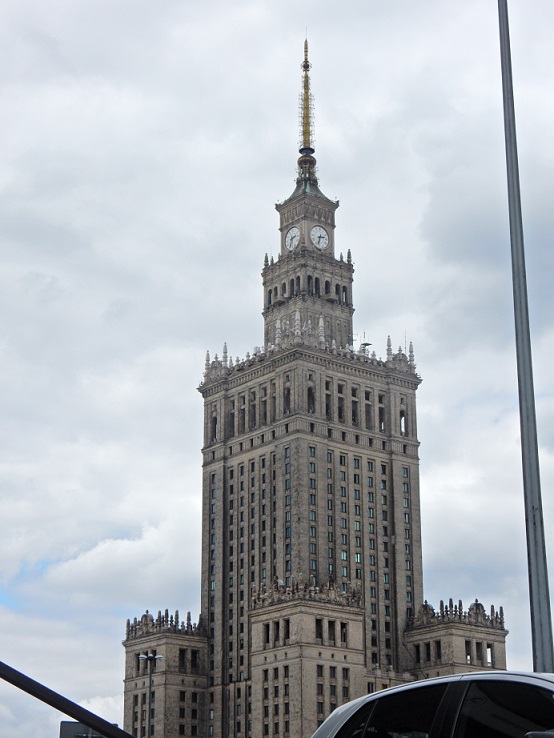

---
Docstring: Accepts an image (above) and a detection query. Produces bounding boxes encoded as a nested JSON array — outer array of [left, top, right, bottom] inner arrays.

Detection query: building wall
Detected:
[[249, 593, 365, 738], [198, 296, 424, 738], [123, 612, 208, 738], [404, 600, 508, 678]]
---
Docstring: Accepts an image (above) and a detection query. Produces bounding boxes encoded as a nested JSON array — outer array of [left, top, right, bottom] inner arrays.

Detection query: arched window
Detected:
[[315, 277, 320, 296], [296, 276, 301, 295], [283, 376, 291, 414], [211, 415, 218, 442], [307, 275, 313, 296], [307, 386, 316, 414], [325, 280, 331, 295], [290, 278, 295, 296], [273, 286, 278, 300], [400, 411, 406, 435], [335, 284, 341, 304], [267, 290, 272, 306], [282, 282, 287, 296], [342, 286, 348, 305]]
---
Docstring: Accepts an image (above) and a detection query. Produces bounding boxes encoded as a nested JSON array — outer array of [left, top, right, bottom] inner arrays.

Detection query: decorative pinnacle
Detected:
[[297, 39, 317, 186]]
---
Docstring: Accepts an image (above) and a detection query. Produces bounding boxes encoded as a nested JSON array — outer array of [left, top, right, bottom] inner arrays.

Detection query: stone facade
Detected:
[[122, 41, 508, 738], [404, 599, 507, 678], [123, 611, 208, 738]]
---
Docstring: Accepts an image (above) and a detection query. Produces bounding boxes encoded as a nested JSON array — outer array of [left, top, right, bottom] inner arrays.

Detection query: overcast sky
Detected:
[[1, 1, 553, 735]]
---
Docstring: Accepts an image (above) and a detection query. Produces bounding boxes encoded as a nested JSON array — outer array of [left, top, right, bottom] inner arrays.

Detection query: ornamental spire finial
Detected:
[[297, 39, 317, 186]]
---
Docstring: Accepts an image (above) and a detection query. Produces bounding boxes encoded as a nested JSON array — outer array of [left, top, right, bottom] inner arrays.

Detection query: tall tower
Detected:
[[198, 40, 424, 738], [122, 41, 507, 738]]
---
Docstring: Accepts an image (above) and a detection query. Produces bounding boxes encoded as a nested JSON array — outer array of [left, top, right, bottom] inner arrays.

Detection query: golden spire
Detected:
[[297, 39, 317, 187], [301, 39, 312, 151]]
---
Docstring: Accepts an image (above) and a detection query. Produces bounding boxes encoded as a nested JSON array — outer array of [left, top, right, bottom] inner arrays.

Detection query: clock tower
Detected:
[[264, 42, 353, 351]]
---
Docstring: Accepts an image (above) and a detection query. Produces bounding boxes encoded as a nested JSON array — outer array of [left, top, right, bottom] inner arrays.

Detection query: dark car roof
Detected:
[[310, 671, 554, 738]]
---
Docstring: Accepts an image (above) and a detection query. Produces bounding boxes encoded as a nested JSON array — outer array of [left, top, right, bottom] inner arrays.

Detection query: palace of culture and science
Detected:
[[122, 42, 508, 738]]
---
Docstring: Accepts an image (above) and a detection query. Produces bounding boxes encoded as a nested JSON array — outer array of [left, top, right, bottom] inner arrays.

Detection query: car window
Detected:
[[453, 680, 554, 738], [334, 701, 374, 738], [335, 683, 448, 738]]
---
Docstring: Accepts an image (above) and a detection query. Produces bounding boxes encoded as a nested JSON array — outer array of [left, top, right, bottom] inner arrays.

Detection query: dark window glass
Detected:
[[454, 679, 554, 738], [366, 684, 447, 737], [336, 683, 448, 738], [334, 701, 373, 738]]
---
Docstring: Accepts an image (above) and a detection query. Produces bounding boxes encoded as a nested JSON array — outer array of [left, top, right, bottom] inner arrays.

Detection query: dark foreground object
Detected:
[[0, 659, 133, 738], [311, 671, 554, 738]]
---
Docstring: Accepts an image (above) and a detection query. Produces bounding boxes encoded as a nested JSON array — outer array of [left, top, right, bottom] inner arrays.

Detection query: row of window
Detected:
[[209, 375, 411, 444], [266, 277, 350, 305]]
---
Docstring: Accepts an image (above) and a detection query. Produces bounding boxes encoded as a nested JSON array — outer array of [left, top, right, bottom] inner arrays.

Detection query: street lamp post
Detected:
[[139, 652, 163, 737], [497, 0, 554, 672]]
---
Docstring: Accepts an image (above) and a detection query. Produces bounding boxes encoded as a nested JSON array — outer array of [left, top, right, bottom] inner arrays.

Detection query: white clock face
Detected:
[[310, 225, 329, 250], [285, 226, 300, 251]]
